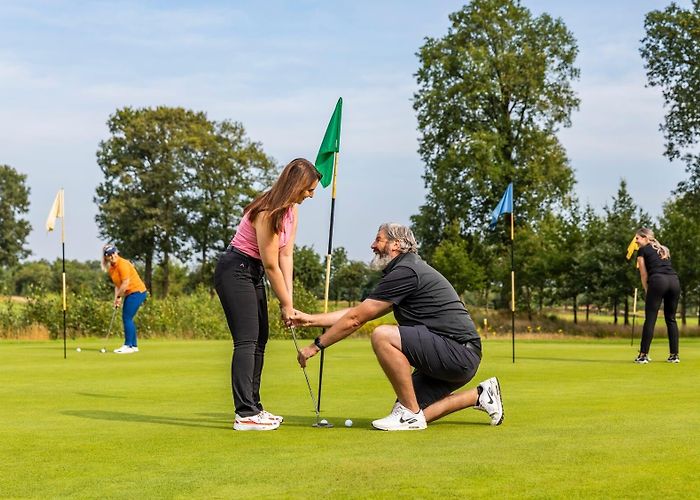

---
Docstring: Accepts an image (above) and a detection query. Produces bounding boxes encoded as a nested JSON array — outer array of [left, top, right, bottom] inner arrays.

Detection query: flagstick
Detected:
[[318, 151, 339, 417], [60, 189, 67, 360], [631, 288, 638, 347], [510, 210, 515, 364]]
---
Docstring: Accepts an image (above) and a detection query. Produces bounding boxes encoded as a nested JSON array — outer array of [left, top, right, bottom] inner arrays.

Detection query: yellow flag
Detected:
[[46, 189, 64, 232], [625, 236, 638, 260]]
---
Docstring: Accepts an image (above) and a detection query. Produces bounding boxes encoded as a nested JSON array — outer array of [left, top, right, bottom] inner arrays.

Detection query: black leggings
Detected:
[[640, 273, 680, 355], [214, 248, 269, 417]]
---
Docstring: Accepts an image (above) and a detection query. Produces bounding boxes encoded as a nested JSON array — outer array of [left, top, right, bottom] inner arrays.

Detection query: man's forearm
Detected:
[[316, 310, 365, 348], [308, 308, 351, 328]]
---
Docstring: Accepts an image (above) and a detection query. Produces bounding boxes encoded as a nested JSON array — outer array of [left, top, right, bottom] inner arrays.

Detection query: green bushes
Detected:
[[12, 287, 696, 341], [2, 279, 326, 340], [0, 297, 31, 337]]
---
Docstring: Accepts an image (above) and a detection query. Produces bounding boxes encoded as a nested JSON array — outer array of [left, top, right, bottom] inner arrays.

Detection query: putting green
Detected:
[[1, 337, 697, 498]]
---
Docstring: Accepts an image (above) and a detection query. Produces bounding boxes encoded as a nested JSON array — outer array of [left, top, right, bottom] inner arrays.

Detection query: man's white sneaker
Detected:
[[475, 377, 504, 426], [260, 410, 283, 423], [114, 345, 135, 354], [371, 402, 427, 431], [233, 412, 280, 431], [130, 347, 139, 352]]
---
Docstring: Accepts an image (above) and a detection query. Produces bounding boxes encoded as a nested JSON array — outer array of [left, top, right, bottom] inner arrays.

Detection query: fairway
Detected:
[[1, 337, 698, 499]]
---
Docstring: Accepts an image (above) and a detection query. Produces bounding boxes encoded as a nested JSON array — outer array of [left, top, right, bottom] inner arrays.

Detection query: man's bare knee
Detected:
[[371, 324, 401, 350]]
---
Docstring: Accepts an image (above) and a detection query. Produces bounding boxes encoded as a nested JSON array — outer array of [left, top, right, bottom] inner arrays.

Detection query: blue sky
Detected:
[[0, 0, 691, 264]]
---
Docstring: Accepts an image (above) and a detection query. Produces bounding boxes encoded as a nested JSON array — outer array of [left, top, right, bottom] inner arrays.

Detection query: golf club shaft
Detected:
[[104, 306, 118, 346], [290, 327, 319, 415]]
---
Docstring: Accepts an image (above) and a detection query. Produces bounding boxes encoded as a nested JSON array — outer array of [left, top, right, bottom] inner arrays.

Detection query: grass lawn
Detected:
[[1, 336, 698, 498]]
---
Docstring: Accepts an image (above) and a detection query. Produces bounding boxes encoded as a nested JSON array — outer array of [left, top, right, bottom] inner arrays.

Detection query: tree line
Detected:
[[1, 0, 699, 325]]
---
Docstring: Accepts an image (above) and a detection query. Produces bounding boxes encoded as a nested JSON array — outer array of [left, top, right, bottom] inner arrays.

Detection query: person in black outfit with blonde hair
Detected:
[[634, 227, 681, 364]]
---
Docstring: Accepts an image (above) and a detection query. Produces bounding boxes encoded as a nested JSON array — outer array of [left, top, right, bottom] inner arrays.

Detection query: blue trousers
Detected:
[[122, 291, 147, 347]]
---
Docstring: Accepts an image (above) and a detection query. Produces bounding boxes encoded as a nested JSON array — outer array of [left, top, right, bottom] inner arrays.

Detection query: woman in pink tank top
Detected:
[[214, 158, 321, 430]]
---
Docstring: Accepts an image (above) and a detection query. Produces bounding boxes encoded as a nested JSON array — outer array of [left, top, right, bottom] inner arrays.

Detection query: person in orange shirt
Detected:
[[101, 244, 148, 354]]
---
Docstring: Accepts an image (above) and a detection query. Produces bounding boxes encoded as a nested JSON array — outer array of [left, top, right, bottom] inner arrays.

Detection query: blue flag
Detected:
[[489, 183, 513, 229]]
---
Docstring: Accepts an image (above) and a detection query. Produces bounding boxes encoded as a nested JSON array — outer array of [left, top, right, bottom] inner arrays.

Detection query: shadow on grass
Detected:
[[513, 356, 631, 364], [76, 392, 126, 399], [428, 420, 486, 427], [63, 410, 482, 430], [63, 410, 231, 430]]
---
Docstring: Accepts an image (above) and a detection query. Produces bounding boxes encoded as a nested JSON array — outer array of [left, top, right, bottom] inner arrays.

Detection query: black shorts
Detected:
[[399, 325, 481, 409]]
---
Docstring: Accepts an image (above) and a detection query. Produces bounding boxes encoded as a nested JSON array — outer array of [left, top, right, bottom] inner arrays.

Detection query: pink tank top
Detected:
[[230, 206, 295, 260]]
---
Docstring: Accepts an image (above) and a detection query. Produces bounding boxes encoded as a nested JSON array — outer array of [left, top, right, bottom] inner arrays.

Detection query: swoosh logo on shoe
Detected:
[[237, 419, 275, 426], [485, 391, 494, 405], [399, 417, 417, 424]]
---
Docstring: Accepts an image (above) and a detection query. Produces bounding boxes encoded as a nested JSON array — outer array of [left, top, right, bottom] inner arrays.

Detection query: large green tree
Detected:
[[577, 205, 606, 322], [293, 245, 324, 296], [95, 107, 194, 294], [0, 165, 31, 268], [412, 0, 580, 254], [334, 260, 371, 305], [599, 181, 651, 324], [641, 1, 700, 191], [659, 193, 700, 324], [329, 247, 349, 304], [431, 221, 485, 297], [95, 107, 274, 296], [182, 120, 276, 288]]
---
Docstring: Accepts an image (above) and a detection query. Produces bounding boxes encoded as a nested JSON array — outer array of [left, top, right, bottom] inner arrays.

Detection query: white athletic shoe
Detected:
[[113, 345, 135, 354], [233, 412, 280, 431], [260, 410, 284, 423], [634, 353, 650, 364], [130, 347, 139, 353], [475, 377, 504, 426], [371, 402, 427, 431]]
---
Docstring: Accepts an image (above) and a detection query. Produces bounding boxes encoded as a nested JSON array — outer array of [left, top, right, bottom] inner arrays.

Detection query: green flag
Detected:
[[314, 97, 343, 188]]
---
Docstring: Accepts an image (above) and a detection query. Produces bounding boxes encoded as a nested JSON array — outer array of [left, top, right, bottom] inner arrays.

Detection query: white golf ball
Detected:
[[345, 419, 353, 427], [100, 348, 106, 353], [320, 419, 328, 425], [76, 347, 81, 352]]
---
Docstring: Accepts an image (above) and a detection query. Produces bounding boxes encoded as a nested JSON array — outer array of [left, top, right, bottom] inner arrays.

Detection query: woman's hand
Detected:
[[280, 304, 295, 326]]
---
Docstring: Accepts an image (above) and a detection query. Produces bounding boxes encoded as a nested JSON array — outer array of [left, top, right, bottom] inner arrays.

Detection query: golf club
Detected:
[[102, 306, 118, 353], [631, 288, 637, 347], [290, 327, 332, 427]]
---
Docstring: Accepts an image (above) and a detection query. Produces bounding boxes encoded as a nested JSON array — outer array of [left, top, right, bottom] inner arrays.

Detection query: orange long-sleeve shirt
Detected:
[[108, 256, 147, 295]]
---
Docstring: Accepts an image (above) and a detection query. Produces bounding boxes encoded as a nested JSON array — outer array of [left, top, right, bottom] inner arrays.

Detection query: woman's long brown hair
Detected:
[[245, 158, 321, 234]]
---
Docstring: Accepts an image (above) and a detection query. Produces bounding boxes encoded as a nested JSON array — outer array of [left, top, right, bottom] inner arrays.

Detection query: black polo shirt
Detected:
[[638, 244, 676, 276], [367, 252, 479, 344]]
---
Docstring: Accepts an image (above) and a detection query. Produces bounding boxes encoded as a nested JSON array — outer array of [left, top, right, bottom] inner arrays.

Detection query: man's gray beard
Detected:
[[369, 252, 393, 271]]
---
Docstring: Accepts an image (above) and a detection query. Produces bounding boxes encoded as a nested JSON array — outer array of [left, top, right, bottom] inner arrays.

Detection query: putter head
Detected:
[[312, 418, 334, 428]]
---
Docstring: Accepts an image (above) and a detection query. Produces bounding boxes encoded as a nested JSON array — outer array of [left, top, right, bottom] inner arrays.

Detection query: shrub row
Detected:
[[0, 281, 323, 340], [5, 289, 697, 340]]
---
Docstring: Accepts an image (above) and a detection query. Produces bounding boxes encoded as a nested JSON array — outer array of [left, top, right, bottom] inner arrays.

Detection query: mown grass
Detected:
[[1, 337, 698, 498]]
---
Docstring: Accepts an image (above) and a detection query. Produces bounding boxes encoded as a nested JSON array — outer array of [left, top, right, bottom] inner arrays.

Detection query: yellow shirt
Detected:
[[108, 256, 147, 295]]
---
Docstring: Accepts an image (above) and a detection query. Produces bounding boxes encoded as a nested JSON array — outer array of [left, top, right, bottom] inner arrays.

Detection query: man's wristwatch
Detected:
[[314, 336, 326, 351]]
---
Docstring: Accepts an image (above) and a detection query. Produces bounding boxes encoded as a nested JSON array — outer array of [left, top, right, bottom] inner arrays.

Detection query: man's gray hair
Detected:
[[379, 223, 418, 254]]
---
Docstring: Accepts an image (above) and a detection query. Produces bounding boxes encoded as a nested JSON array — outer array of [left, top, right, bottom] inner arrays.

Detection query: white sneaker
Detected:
[[260, 410, 284, 423], [130, 347, 139, 352], [114, 345, 135, 354], [233, 412, 280, 431], [371, 402, 427, 431], [475, 377, 504, 426]]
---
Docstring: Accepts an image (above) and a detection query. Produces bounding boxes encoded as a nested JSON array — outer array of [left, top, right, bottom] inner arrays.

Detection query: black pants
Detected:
[[640, 273, 680, 355], [214, 248, 268, 417]]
